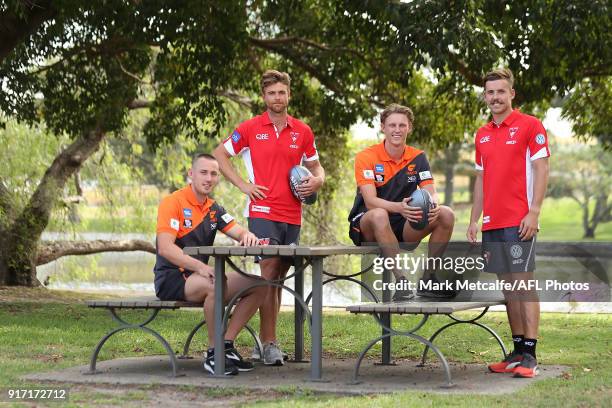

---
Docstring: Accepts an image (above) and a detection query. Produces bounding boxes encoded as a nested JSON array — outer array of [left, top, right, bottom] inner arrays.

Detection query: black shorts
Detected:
[[248, 217, 301, 261], [349, 211, 406, 246], [482, 226, 536, 274], [154, 269, 193, 301]]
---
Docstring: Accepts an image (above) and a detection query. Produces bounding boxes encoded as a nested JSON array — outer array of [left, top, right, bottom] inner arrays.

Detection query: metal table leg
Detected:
[[379, 267, 394, 365], [310, 256, 324, 381], [292, 256, 308, 363], [212, 255, 227, 377]]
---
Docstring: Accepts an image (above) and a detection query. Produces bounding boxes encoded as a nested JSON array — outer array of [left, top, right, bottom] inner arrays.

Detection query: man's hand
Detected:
[[239, 230, 260, 247], [398, 197, 423, 223], [467, 221, 479, 244], [296, 175, 323, 196], [519, 210, 539, 241], [427, 202, 440, 224], [240, 181, 269, 201], [194, 264, 215, 283]]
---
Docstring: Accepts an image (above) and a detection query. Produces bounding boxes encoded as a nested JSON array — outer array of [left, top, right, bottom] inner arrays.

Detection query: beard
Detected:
[[268, 102, 287, 114]]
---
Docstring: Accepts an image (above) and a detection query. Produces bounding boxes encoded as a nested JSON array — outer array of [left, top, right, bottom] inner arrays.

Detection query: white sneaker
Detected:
[[263, 342, 285, 366]]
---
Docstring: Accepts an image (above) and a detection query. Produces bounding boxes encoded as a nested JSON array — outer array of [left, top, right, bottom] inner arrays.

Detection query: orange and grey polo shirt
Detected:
[[154, 185, 237, 277], [348, 141, 434, 223]]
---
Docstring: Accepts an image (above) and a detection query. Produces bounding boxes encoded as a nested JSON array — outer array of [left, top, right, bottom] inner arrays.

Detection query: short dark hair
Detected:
[[191, 153, 217, 167], [380, 103, 414, 126], [483, 68, 514, 88], [261, 69, 291, 93]]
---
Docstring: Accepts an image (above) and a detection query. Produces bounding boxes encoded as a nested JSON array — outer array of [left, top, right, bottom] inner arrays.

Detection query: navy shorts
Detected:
[[349, 211, 407, 246], [248, 218, 300, 262], [154, 269, 193, 301], [482, 226, 536, 274]]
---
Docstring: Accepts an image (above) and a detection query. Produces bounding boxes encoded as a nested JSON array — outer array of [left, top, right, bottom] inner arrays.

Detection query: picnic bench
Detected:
[[347, 299, 507, 388], [84, 298, 262, 377]]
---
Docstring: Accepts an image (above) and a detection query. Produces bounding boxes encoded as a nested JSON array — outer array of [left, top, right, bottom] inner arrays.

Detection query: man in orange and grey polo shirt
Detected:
[[154, 153, 266, 376], [348, 104, 456, 300]]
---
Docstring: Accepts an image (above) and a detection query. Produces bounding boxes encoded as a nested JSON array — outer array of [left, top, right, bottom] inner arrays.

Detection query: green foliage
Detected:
[[562, 77, 612, 149], [546, 138, 612, 237], [0, 119, 70, 210]]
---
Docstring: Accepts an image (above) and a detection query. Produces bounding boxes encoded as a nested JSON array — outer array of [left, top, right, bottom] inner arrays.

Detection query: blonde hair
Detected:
[[261, 70, 291, 92], [380, 103, 414, 126]]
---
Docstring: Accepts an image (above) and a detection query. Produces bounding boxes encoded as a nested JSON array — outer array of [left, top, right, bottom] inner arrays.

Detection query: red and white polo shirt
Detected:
[[475, 109, 551, 231], [223, 111, 319, 225]]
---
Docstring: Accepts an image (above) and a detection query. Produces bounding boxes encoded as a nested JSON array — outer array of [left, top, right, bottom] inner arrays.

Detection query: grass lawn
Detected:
[[0, 288, 610, 407]]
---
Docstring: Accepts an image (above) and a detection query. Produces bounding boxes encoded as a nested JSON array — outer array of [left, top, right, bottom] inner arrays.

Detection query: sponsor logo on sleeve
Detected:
[[375, 174, 384, 182], [170, 218, 180, 231], [183, 208, 192, 218], [419, 170, 432, 180], [183, 219, 192, 228], [363, 170, 375, 180], [231, 131, 241, 143], [535, 133, 546, 145], [221, 213, 234, 223], [480, 135, 491, 143], [483, 215, 490, 224], [375, 164, 384, 173]]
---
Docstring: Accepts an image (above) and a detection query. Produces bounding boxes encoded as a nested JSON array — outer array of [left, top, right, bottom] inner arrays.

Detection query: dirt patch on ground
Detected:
[[34, 383, 300, 407]]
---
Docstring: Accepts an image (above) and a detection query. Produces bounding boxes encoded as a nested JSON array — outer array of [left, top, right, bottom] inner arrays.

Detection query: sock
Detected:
[[224, 340, 234, 349], [512, 334, 524, 354], [522, 338, 537, 359]]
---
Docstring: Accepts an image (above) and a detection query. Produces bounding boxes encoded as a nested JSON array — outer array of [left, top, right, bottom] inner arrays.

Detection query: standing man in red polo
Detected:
[[467, 68, 550, 378], [214, 70, 325, 366]]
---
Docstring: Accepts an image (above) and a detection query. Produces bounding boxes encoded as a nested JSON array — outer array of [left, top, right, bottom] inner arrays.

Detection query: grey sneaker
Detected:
[[263, 342, 285, 366], [252, 343, 288, 361], [392, 276, 415, 302]]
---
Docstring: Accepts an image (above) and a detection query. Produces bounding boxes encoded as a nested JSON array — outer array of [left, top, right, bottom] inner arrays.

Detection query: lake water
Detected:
[[38, 233, 611, 313]]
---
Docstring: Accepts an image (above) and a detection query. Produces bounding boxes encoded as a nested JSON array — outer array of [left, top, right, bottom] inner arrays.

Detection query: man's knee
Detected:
[[435, 205, 455, 228], [363, 208, 391, 230]]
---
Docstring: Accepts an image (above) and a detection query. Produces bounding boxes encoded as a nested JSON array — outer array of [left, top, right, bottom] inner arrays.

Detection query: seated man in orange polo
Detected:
[[154, 153, 266, 376], [348, 104, 456, 300]]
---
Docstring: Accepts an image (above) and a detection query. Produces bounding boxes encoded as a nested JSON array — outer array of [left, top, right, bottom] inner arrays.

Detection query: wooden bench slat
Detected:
[[86, 297, 204, 309], [346, 300, 504, 314]]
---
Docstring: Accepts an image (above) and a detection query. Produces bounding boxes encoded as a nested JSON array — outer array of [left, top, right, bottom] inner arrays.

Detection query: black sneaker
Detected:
[[417, 275, 457, 299], [225, 346, 254, 372], [203, 350, 239, 376], [392, 276, 415, 302]]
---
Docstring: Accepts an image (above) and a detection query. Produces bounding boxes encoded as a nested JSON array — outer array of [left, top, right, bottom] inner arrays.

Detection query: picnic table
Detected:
[[183, 245, 380, 381]]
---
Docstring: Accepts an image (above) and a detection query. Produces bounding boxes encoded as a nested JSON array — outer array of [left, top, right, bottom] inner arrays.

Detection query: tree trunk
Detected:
[[442, 143, 460, 207], [0, 126, 106, 286], [583, 227, 595, 239]]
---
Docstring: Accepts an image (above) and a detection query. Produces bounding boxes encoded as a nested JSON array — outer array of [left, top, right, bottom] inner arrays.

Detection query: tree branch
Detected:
[[36, 239, 155, 265], [218, 89, 254, 109], [127, 99, 153, 110]]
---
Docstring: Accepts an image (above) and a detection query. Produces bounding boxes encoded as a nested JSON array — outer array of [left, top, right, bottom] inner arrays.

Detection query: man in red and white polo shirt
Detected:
[[467, 68, 550, 378], [214, 70, 325, 366]]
